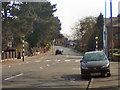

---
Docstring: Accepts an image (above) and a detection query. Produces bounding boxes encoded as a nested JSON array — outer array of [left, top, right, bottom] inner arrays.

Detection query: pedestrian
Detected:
[[30, 48, 33, 56], [44, 47, 46, 53]]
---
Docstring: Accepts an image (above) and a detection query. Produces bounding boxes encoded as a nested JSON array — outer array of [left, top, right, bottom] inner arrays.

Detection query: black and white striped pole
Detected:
[[95, 36, 98, 51], [22, 36, 25, 62]]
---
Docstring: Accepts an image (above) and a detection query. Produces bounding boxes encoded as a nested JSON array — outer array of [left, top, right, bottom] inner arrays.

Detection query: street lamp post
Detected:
[[104, 0, 108, 56]]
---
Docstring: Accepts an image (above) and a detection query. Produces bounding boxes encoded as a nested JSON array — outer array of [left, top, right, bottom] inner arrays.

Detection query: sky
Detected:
[[48, 0, 120, 36]]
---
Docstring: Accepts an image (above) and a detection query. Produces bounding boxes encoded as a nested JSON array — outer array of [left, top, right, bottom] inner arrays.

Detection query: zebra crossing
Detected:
[[35, 59, 81, 63]]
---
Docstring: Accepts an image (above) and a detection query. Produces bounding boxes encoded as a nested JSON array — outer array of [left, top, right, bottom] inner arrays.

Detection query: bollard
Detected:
[[7, 52, 9, 60], [13, 51, 15, 60], [15, 49, 17, 58], [10, 52, 12, 58]]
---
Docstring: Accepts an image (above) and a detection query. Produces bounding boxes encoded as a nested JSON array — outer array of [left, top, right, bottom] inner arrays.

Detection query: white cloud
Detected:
[[50, 0, 119, 36]]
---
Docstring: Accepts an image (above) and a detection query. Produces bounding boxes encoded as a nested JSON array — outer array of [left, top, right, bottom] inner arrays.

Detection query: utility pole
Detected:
[[104, 0, 108, 56], [110, 0, 114, 60]]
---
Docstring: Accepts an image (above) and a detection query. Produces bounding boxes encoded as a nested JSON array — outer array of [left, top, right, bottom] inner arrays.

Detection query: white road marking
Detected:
[[4, 73, 23, 81], [65, 60, 70, 62], [72, 68, 80, 70], [75, 60, 80, 62], [26, 62, 29, 63], [55, 60, 61, 62], [40, 67, 43, 69], [8, 65, 11, 68], [47, 64, 50, 67], [19, 63, 21, 65], [70, 78, 76, 82], [57, 60, 61, 62], [45, 60, 51, 62]]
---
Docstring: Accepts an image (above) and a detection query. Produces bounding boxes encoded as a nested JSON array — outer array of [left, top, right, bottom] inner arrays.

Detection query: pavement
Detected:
[[1, 49, 54, 65]]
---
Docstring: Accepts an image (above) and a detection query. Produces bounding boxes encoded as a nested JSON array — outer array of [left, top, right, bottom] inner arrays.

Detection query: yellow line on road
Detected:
[[89, 78, 93, 88]]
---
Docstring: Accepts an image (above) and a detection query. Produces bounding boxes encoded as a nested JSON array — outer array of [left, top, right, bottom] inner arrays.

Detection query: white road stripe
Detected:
[[75, 60, 80, 62], [47, 64, 50, 67], [45, 60, 51, 62], [57, 60, 61, 62], [55, 60, 61, 62], [4, 73, 23, 81], [40, 67, 43, 69], [65, 60, 70, 62], [72, 68, 80, 70]]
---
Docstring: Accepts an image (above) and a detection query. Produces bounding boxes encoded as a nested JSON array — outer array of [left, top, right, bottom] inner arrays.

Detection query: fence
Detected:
[[1, 50, 22, 60], [1, 47, 49, 60]]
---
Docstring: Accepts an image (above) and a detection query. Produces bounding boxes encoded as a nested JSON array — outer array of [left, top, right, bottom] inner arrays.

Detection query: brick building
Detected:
[[106, 15, 120, 49]]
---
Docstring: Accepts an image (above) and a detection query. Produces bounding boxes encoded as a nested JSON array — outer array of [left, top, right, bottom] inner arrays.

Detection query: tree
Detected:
[[2, 1, 62, 51], [96, 13, 104, 50], [86, 13, 104, 51], [2, 1, 24, 50], [72, 16, 96, 52], [26, 2, 61, 48]]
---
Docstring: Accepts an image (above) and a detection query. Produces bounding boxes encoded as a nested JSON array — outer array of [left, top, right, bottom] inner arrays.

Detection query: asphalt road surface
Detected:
[[2, 46, 120, 89]]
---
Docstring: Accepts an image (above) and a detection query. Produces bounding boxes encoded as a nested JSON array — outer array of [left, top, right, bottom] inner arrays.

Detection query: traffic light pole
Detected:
[[95, 36, 98, 51]]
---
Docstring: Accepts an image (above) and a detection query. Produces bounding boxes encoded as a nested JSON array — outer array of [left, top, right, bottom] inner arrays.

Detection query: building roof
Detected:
[[106, 16, 120, 27]]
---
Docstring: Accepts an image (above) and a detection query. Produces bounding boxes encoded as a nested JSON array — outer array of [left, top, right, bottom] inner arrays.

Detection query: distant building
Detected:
[[106, 15, 120, 49]]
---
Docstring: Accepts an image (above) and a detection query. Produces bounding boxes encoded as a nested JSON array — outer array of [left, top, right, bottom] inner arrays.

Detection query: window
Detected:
[[84, 52, 107, 61], [114, 34, 120, 40]]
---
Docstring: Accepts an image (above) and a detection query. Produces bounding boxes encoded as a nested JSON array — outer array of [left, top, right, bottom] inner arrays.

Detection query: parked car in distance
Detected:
[[108, 49, 119, 59], [113, 50, 120, 56], [113, 50, 120, 61], [80, 51, 111, 79], [55, 49, 63, 55]]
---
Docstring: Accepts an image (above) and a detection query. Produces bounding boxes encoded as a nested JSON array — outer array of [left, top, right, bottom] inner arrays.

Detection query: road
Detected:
[[2, 46, 120, 89]]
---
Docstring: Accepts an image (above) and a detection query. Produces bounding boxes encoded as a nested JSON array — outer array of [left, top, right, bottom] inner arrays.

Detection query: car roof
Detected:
[[85, 51, 104, 54]]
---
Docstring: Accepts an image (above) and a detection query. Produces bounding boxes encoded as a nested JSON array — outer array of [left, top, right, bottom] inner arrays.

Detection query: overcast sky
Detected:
[[49, 0, 120, 36]]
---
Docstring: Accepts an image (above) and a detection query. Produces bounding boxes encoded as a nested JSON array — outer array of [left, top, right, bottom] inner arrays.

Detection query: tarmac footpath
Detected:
[[1, 49, 54, 66]]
